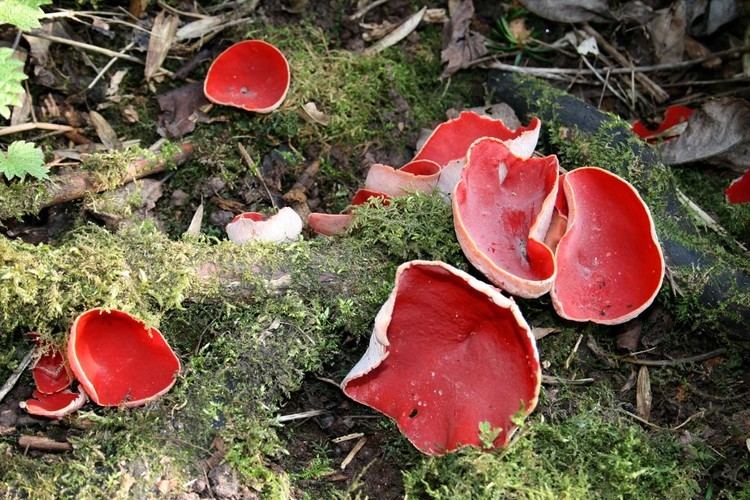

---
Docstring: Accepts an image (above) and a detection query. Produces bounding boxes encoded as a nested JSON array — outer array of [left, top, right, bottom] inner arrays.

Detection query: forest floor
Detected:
[[1, 1, 749, 498]]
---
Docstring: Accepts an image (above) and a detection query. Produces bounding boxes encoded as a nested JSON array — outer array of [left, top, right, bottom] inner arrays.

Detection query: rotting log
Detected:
[[489, 71, 750, 335], [0, 143, 193, 221]]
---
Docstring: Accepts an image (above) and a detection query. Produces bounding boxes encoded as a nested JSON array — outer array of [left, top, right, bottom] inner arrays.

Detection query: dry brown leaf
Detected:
[[659, 97, 750, 173], [361, 20, 397, 42], [647, 0, 686, 64], [440, 0, 487, 78], [616, 321, 642, 352], [424, 8, 448, 24], [106, 69, 128, 101], [185, 201, 204, 236], [145, 11, 178, 81], [636, 366, 652, 421], [684, 36, 721, 69], [519, 0, 611, 23], [89, 111, 122, 150], [532, 327, 559, 340], [364, 7, 426, 56], [10, 91, 31, 126], [301, 102, 330, 126], [175, 16, 224, 41], [122, 105, 140, 124], [157, 82, 211, 139]]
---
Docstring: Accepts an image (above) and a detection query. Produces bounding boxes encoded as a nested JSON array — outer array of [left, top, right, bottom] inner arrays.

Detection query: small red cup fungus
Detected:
[[68, 308, 181, 407], [204, 40, 290, 113], [725, 169, 750, 205], [225, 207, 304, 243], [551, 167, 665, 324], [342, 260, 541, 456], [453, 137, 559, 298], [632, 105, 694, 143], [27, 333, 73, 395], [20, 387, 87, 419], [364, 160, 441, 197], [308, 189, 390, 236]]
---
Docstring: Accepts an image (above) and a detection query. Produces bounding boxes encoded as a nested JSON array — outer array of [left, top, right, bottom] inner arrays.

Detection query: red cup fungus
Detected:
[[225, 207, 303, 243], [363, 111, 541, 198], [453, 137, 559, 298], [725, 169, 750, 205], [308, 188, 390, 236], [342, 260, 541, 456], [20, 387, 87, 419], [204, 40, 290, 113], [551, 167, 665, 324], [632, 105, 694, 143], [68, 308, 181, 407], [32, 344, 73, 395]]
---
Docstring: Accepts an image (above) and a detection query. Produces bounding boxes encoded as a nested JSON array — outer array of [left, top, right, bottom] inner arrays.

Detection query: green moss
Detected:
[[404, 399, 705, 499]]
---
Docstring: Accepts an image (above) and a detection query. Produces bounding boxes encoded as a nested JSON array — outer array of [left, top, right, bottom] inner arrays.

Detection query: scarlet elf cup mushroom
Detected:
[[341, 260, 541, 456], [204, 40, 290, 113], [68, 308, 181, 407]]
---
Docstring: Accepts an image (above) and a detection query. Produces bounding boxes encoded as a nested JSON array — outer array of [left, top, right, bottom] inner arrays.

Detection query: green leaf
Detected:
[[0, 140, 48, 181], [0, 0, 51, 30], [478, 420, 502, 449], [0, 47, 26, 119]]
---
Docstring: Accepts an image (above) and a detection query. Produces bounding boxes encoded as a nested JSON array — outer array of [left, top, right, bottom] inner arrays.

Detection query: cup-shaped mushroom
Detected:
[[68, 309, 181, 407], [225, 207, 303, 243], [551, 167, 665, 324], [364, 160, 441, 197], [20, 387, 87, 419], [453, 137, 559, 298], [342, 260, 541, 456], [204, 40, 290, 113], [308, 189, 390, 236], [632, 105, 694, 142], [726, 169, 750, 205], [32, 345, 73, 395]]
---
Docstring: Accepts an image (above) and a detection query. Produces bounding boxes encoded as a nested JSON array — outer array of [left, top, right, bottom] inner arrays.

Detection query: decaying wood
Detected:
[[18, 435, 72, 452], [0, 143, 192, 220], [0, 350, 33, 405]]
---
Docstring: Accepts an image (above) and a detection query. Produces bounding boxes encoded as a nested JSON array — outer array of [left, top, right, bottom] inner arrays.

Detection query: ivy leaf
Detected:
[[0, 47, 26, 119], [0, 140, 48, 181], [0, 0, 52, 31]]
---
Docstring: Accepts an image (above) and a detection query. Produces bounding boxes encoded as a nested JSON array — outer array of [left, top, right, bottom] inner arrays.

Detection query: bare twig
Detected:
[[541, 374, 595, 385], [340, 437, 367, 470], [349, 0, 391, 21], [617, 407, 705, 432], [275, 409, 328, 423], [564, 334, 584, 369], [0, 350, 34, 404], [332, 433, 365, 443], [582, 23, 669, 102], [237, 142, 277, 209], [22, 31, 144, 64], [478, 44, 750, 77], [19, 435, 72, 453], [0, 122, 76, 137], [621, 348, 727, 367], [87, 42, 136, 90]]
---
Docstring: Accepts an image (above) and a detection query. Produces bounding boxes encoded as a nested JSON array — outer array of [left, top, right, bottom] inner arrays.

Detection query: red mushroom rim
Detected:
[[341, 260, 541, 455], [68, 308, 181, 407]]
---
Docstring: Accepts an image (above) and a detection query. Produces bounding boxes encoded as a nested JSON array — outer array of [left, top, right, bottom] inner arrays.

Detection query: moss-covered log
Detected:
[[0, 143, 192, 221], [489, 72, 750, 335]]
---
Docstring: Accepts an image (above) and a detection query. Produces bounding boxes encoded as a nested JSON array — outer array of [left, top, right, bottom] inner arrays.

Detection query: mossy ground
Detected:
[[1, 8, 748, 500]]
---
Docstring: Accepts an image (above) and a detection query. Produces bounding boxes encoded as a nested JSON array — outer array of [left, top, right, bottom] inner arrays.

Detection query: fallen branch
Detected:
[[621, 348, 727, 367], [0, 349, 33, 404], [18, 435, 72, 453], [0, 142, 192, 220], [0, 122, 76, 137]]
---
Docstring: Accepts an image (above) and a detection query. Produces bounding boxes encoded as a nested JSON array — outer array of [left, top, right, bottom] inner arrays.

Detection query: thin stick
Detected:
[[621, 348, 727, 367], [22, 31, 144, 64], [564, 334, 584, 369], [87, 42, 135, 90], [580, 55, 631, 111], [19, 435, 72, 453], [236, 142, 277, 209], [275, 409, 328, 423], [0, 350, 34, 404], [542, 375, 595, 385], [0, 122, 75, 137], [332, 432, 365, 443], [340, 437, 367, 470], [349, 0, 391, 21], [617, 408, 705, 432], [479, 44, 750, 76], [582, 23, 669, 102]]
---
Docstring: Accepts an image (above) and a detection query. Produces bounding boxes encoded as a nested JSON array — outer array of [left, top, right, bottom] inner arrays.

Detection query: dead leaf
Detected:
[[175, 16, 224, 41], [684, 36, 721, 69], [518, 0, 611, 23], [636, 366, 652, 421], [361, 20, 397, 42], [509, 18, 531, 44], [440, 0, 487, 78], [106, 70, 128, 101], [364, 7, 426, 56], [89, 111, 122, 150], [647, 0, 686, 64], [659, 98, 750, 173], [10, 91, 32, 126], [129, 0, 149, 18], [576, 35, 599, 56], [301, 102, 330, 126], [616, 321, 642, 352], [620, 368, 637, 393], [424, 8, 448, 24], [532, 327, 559, 340], [157, 82, 211, 139], [145, 11, 178, 81], [122, 105, 140, 124], [185, 201, 204, 236]]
